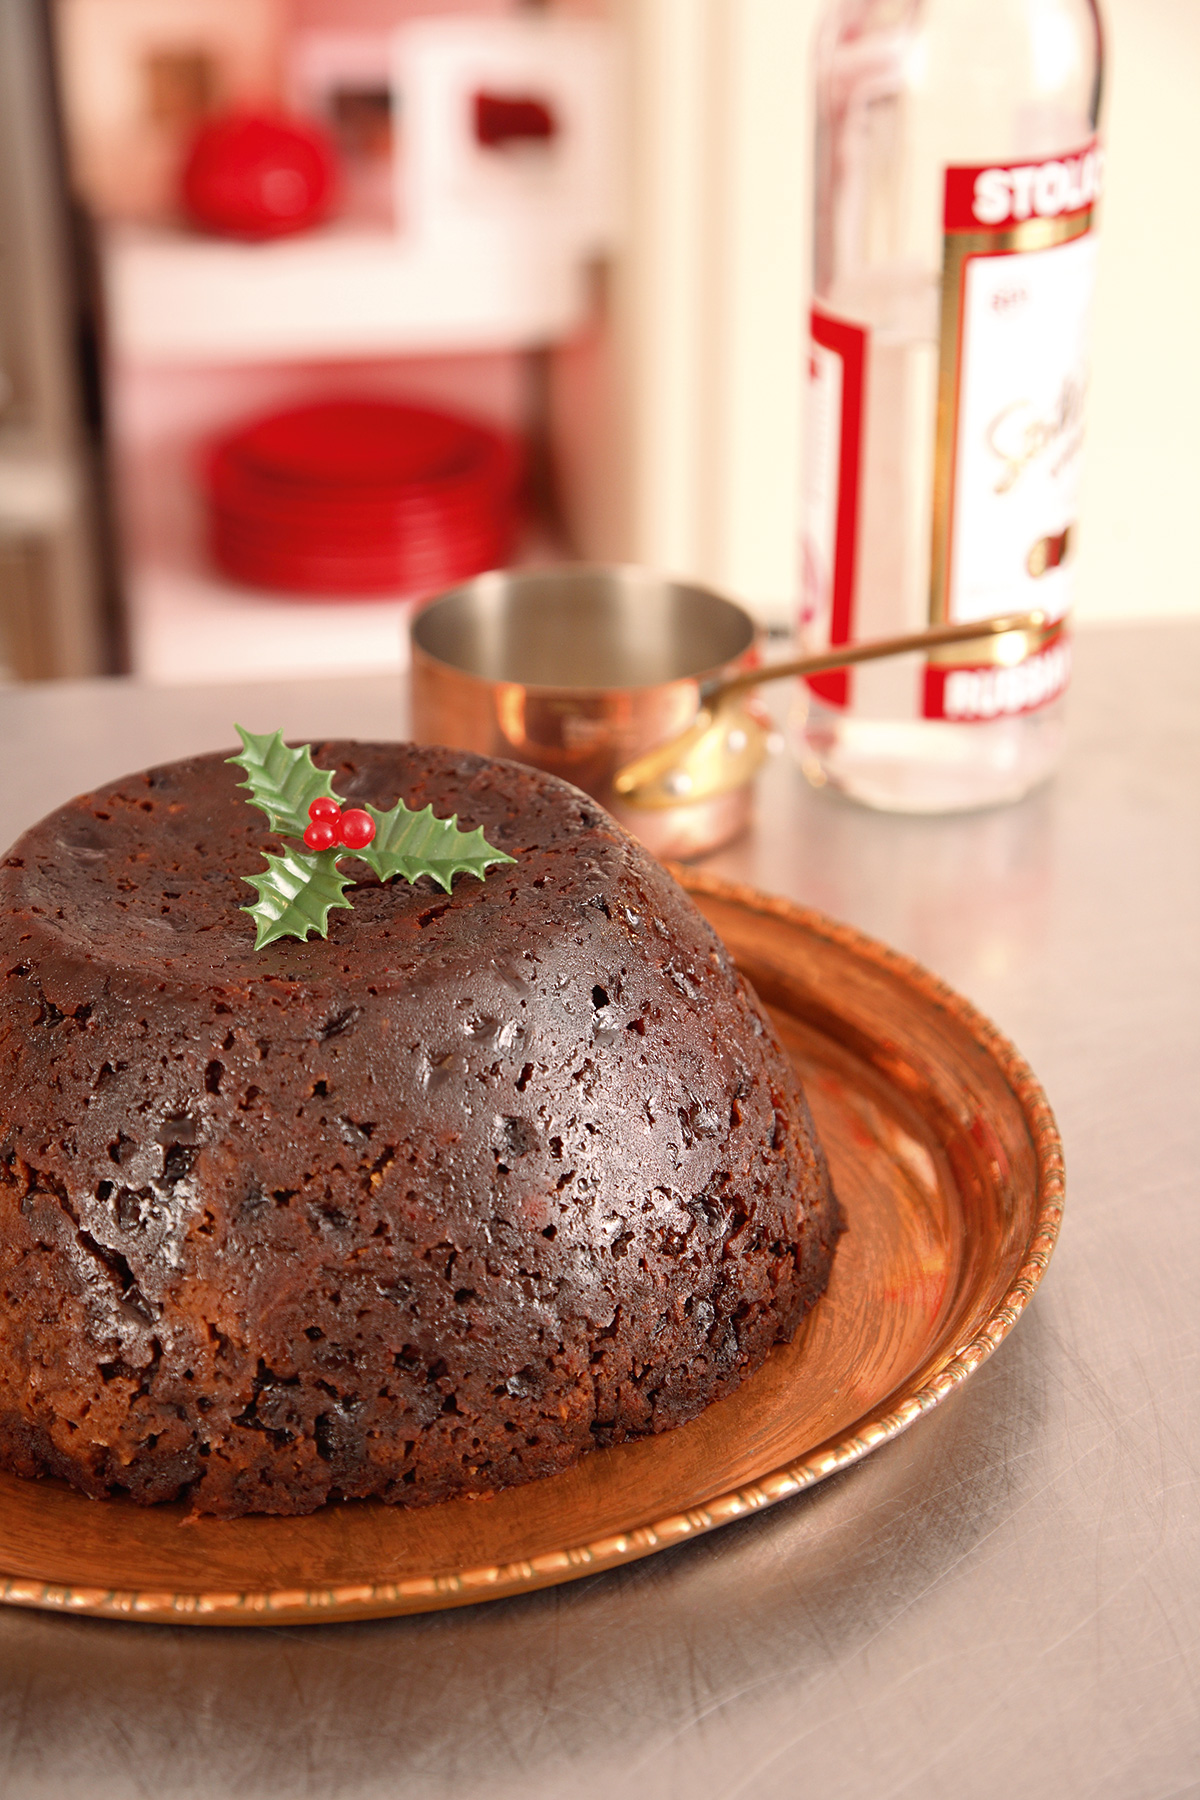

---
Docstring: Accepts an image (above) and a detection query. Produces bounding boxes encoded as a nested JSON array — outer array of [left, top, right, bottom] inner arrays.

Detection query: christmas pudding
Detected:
[[0, 738, 840, 1518]]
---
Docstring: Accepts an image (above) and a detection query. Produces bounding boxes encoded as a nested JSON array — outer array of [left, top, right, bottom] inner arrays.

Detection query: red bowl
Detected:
[[208, 451, 515, 521], [204, 399, 522, 597], [217, 400, 498, 486]]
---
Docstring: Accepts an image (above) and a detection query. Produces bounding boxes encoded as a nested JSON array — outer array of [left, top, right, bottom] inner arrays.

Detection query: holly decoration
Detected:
[[228, 726, 514, 949]]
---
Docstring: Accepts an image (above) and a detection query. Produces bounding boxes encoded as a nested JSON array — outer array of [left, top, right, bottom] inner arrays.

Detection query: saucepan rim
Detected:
[[410, 565, 758, 696]]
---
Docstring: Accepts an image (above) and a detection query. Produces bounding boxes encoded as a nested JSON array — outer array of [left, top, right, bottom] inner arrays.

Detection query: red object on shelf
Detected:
[[204, 399, 521, 599], [181, 112, 338, 241], [473, 92, 559, 148]]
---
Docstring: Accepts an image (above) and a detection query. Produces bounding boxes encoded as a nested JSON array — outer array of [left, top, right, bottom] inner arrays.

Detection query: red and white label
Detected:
[[800, 307, 865, 709], [924, 627, 1072, 722], [926, 140, 1100, 721], [801, 146, 1099, 723], [944, 141, 1103, 231]]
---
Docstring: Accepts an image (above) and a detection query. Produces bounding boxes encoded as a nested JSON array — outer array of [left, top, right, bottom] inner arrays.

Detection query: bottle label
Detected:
[[924, 140, 1102, 719], [800, 308, 866, 709]]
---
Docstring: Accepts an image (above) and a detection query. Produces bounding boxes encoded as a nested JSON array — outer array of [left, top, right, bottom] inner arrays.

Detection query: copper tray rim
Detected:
[[0, 872, 1064, 1628]]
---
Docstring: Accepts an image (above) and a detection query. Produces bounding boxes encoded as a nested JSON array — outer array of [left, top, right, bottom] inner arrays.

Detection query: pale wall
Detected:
[[583, 0, 1200, 628], [1076, 0, 1200, 622]]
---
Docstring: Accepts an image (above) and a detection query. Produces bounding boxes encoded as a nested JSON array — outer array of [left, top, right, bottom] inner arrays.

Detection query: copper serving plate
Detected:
[[0, 875, 1062, 1627]]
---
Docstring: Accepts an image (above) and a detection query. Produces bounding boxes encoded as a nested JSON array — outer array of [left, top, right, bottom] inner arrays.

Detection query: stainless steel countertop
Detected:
[[0, 622, 1196, 1800]]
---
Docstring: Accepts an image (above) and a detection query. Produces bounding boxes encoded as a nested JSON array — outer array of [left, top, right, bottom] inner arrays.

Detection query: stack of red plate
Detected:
[[205, 399, 521, 598]]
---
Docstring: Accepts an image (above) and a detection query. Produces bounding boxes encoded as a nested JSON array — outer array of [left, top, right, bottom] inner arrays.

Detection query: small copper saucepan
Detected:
[[410, 564, 1051, 859], [409, 566, 763, 859]]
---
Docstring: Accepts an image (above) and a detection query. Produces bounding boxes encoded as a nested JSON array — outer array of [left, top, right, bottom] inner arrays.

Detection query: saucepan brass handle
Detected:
[[613, 611, 1052, 810]]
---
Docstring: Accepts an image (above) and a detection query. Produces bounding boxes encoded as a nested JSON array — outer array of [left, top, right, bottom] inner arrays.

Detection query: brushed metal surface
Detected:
[[0, 622, 1196, 1798]]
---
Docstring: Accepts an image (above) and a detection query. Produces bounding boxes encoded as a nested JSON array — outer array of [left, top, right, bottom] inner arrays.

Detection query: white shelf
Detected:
[[127, 563, 414, 686], [102, 222, 592, 365], [123, 519, 569, 686]]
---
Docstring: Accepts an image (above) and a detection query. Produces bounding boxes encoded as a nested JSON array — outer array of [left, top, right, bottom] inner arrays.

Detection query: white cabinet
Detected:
[[101, 9, 622, 683]]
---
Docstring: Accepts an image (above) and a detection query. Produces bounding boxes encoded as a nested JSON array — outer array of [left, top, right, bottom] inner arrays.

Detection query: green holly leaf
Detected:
[[227, 725, 340, 840], [358, 799, 514, 893], [241, 848, 354, 949], [229, 726, 517, 949]]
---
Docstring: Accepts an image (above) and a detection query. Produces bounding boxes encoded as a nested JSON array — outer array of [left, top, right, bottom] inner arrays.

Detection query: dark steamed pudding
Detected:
[[0, 743, 840, 1517]]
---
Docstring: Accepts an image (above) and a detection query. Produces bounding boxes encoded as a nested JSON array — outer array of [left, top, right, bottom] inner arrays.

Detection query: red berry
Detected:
[[338, 808, 375, 850], [309, 796, 341, 823], [303, 819, 338, 852]]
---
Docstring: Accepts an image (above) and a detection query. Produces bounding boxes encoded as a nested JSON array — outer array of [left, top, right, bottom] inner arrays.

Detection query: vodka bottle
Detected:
[[800, 0, 1104, 811]]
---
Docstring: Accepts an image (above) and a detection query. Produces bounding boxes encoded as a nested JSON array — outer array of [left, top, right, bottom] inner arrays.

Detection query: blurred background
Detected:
[[0, 0, 1195, 688]]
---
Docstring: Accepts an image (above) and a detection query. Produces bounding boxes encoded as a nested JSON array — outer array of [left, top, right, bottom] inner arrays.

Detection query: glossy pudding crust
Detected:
[[0, 744, 841, 1517]]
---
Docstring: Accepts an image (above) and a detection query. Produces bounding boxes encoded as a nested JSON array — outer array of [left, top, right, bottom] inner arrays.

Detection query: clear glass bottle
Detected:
[[799, 0, 1104, 811]]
